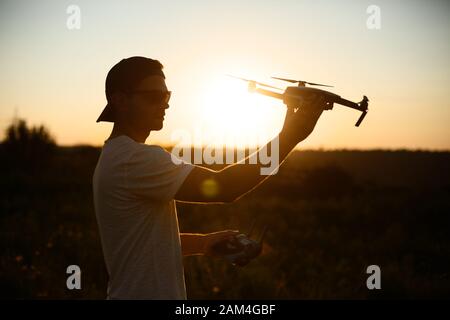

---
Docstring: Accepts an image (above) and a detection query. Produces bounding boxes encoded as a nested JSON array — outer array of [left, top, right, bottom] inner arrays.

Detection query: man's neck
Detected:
[[108, 123, 150, 143]]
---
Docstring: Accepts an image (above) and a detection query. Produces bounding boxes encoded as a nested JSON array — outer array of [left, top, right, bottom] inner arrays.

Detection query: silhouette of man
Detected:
[[93, 56, 325, 299]]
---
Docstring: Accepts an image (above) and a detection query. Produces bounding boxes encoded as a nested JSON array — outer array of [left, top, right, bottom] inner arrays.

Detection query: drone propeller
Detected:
[[227, 75, 282, 90], [271, 76, 333, 88]]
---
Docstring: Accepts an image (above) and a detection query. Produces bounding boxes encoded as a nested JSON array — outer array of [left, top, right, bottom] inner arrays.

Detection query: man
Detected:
[[93, 56, 325, 299]]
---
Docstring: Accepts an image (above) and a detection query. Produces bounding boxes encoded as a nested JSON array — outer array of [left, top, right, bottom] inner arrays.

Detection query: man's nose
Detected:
[[163, 103, 169, 110]]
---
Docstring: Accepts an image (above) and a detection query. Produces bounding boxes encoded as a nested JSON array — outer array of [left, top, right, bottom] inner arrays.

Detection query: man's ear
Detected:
[[110, 92, 129, 112]]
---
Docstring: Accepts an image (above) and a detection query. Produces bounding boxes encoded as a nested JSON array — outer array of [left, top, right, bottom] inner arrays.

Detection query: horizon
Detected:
[[54, 140, 450, 153]]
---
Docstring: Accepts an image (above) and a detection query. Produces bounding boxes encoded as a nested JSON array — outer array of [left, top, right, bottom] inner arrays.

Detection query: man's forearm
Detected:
[[217, 131, 299, 201], [180, 233, 206, 256], [175, 97, 323, 203]]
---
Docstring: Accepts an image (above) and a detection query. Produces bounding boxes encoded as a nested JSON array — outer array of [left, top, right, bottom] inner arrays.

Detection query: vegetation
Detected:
[[0, 120, 449, 299]]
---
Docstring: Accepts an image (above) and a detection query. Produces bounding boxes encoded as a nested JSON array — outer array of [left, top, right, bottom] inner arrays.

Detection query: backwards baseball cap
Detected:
[[96, 56, 165, 123]]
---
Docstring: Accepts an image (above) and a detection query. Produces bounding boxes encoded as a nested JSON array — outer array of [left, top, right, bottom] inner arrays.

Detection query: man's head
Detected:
[[97, 56, 170, 132]]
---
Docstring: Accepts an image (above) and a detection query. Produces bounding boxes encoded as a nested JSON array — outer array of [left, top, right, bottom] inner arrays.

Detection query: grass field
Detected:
[[1, 145, 449, 299]]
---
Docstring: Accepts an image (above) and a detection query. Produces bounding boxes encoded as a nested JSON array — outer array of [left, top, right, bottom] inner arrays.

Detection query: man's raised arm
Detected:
[[175, 95, 326, 203]]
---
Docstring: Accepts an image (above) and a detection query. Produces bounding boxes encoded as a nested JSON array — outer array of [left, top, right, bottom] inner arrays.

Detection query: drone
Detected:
[[229, 76, 369, 127]]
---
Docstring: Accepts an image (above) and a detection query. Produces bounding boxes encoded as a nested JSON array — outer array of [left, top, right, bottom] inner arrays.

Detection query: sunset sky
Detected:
[[0, 0, 449, 150]]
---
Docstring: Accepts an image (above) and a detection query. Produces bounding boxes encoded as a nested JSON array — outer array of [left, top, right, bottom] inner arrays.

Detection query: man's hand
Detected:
[[203, 230, 240, 257], [281, 94, 327, 144]]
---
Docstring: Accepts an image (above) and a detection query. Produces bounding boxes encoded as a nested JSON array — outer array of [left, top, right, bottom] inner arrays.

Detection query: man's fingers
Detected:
[[219, 230, 239, 235], [210, 230, 239, 242], [286, 106, 295, 117], [222, 230, 239, 237], [286, 94, 326, 116], [304, 95, 326, 115], [206, 230, 240, 255]]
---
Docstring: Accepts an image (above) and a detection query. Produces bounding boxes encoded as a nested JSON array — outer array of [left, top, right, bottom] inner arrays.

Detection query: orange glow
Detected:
[[198, 75, 285, 148]]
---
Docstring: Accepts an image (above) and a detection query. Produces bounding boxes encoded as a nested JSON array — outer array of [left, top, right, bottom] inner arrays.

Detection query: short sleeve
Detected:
[[125, 145, 194, 201]]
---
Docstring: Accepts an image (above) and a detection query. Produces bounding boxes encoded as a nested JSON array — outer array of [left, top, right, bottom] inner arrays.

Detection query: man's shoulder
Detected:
[[103, 135, 178, 169], [105, 135, 166, 156], [125, 142, 174, 168], [134, 142, 169, 159]]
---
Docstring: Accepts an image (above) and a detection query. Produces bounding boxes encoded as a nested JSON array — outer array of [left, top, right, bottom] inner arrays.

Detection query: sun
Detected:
[[199, 75, 285, 148]]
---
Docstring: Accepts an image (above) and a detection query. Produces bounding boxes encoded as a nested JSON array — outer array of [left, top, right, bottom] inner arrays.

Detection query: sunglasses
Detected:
[[128, 90, 171, 105]]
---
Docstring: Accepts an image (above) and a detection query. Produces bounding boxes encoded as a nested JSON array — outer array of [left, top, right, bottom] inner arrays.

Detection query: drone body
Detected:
[[231, 75, 369, 127]]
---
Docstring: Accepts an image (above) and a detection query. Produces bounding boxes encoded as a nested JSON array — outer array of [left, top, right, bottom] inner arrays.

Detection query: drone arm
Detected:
[[333, 96, 365, 112], [333, 96, 369, 127], [254, 87, 284, 100], [355, 111, 367, 127]]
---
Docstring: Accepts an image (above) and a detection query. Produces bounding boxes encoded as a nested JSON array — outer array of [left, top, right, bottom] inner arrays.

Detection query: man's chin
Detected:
[[150, 121, 164, 131]]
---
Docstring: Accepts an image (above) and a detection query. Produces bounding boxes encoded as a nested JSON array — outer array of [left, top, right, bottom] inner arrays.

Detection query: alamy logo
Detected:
[[366, 5, 381, 30], [366, 265, 381, 290], [66, 5, 81, 30], [66, 265, 81, 290], [170, 129, 280, 176]]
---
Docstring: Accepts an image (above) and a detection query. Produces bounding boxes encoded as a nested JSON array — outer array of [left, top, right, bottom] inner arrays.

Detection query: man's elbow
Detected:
[[223, 194, 239, 204], [220, 189, 247, 203]]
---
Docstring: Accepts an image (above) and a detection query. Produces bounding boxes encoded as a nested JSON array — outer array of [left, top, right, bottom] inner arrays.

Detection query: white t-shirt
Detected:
[[92, 135, 194, 299]]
